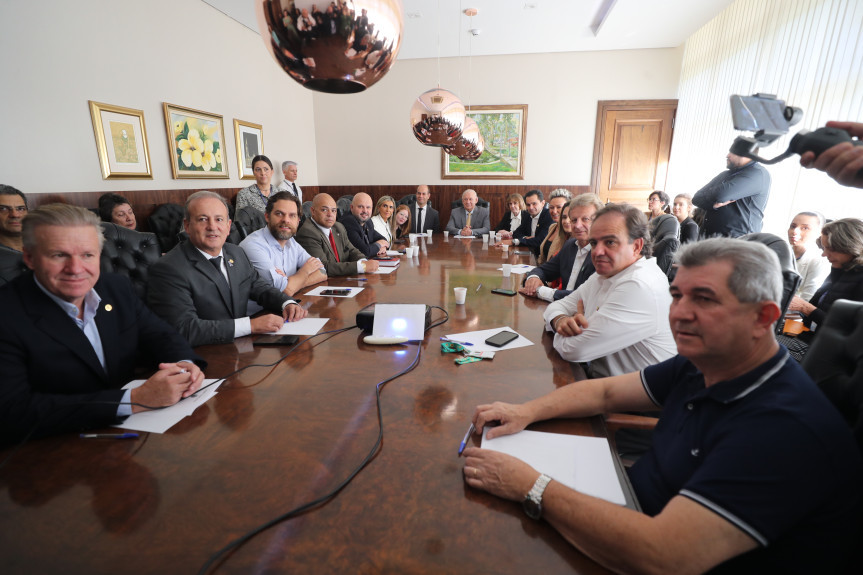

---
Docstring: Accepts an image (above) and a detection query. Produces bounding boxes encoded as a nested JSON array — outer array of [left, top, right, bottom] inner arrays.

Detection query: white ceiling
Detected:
[[203, 0, 735, 59]]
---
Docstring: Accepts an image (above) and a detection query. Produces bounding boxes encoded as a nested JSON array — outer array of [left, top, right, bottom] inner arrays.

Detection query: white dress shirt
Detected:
[[543, 257, 677, 378]]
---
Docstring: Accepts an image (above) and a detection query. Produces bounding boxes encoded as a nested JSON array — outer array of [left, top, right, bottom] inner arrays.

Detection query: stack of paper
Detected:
[[114, 378, 223, 434]]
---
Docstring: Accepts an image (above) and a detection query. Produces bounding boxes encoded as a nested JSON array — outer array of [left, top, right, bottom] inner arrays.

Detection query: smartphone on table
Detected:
[[485, 330, 519, 348]]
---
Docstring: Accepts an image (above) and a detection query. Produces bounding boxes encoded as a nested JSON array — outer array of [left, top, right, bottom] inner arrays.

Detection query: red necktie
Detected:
[[329, 230, 340, 262]]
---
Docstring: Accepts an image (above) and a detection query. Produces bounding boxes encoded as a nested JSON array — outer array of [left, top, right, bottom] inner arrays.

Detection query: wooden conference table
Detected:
[[0, 235, 639, 575]]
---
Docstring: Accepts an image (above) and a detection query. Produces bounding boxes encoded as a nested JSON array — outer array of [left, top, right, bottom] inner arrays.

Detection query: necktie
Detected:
[[417, 207, 424, 233], [292, 182, 298, 197], [466, 211, 472, 228], [209, 256, 230, 289], [328, 231, 340, 262]]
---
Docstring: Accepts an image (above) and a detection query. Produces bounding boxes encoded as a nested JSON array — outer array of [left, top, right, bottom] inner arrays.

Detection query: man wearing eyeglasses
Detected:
[[0, 185, 28, 252]]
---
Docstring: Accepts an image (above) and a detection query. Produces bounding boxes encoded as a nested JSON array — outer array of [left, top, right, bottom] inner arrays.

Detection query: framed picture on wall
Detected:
[[162, 103, 229, 179], [88, 101, 153, 179], [441, 104, 528, 180], [233, 119, 263, 180]]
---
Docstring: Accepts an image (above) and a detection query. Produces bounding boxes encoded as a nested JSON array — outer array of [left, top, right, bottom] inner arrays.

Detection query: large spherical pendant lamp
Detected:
[[410, 88, 466, 147], [444, 117, 484, 160], [254, 0, 404, 94]]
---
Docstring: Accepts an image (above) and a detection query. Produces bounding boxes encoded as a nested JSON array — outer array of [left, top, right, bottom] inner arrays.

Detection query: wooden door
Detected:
[[591, 100, 677, 209]]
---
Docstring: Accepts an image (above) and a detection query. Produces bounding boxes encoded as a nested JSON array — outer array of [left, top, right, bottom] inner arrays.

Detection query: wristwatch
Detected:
[[513, 238, 520, 246], [522, 473, 552, 519]]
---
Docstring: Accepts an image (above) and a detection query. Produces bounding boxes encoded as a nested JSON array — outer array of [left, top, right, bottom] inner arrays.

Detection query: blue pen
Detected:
[[458, 423, 476, 455], [80, 433, 139, 439], [346, 277, 368, 281], [440, 337, 473, 346]]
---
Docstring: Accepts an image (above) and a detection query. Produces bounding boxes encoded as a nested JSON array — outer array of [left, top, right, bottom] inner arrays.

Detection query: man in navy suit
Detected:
[[0, 204, 206, 445], [519, 194, 603, 301], [340, 192, 389, 258], [147, 191, 306, 347], [507, 189, 552, 256]]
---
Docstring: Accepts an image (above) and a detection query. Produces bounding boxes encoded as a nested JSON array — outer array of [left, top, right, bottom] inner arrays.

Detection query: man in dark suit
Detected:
[[296, 193, 380, 276], [147, 191, 306, 347], [340, 192, 389, 258], [0, 204, 206, 445], [410, 185, 440, 234], [445, 189, 490, 237], [509, 189, 552, 256], [519, 194, 603, 301]]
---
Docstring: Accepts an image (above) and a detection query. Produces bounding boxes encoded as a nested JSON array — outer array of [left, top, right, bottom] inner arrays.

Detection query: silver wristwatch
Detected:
[[522, 473, 552, 519]]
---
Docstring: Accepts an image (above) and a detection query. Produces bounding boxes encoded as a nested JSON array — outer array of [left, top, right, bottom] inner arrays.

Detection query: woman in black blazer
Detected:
[[494, 193, 525, 233], [784, 218, 863, 360]]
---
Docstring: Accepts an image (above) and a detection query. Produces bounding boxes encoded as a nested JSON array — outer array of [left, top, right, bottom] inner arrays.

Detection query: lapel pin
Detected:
[[104, 304, 113, 312], [227, 259, 234, 267]]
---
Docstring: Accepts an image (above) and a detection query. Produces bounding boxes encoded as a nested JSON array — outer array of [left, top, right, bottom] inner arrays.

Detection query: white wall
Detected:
[[311, 47, 684, 186], [667, 0, 863, 235], [0, 0, 318, 195]]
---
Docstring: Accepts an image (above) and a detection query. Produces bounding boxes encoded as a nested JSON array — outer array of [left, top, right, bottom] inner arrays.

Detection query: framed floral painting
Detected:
[[441, 104, 527, 180], [233, 119, 263, 180], [88, 101, 153, 179], [163, 103, 228, 179]]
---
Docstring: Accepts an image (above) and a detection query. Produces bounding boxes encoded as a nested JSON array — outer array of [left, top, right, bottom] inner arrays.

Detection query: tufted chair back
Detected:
[[234, 206, 266, 240], [99, 223, 161, 299], [650, 214, 680, 277], [0, 246, 28, 287], [336, 195, 354, 220], [451, 197, 490, 209], [801, 299, 863, 458], [741, 233, 802, 334], [147, 203, 185, 253]]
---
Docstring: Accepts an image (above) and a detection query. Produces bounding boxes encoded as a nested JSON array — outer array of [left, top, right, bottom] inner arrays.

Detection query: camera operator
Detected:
[[800, 121, 863, 189]]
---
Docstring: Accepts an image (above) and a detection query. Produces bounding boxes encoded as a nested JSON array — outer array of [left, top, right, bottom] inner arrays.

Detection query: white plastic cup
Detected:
[[427, 229, 433, 236], [409, 233, 417, 244], [502, 264, 512, 277], [408, 246, 417, 257], [482, 233, 489, 243], [502, 243, 509, 251], [454, 287, 467, 305], [444, 231, 449, 239]]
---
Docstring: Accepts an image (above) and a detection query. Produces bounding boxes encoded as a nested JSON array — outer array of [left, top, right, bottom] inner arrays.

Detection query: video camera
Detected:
[[729, 93, 861, 165]]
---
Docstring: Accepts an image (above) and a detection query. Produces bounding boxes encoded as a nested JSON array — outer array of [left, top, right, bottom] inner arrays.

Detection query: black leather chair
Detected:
[[741, 233, 801, 334], [398, 194, 416, 206], [801, 299, 863, 458], [451, 197, 490, 209], [0, 245, 27, 287], [336, 194, 353, 220], [234, 206, 266, 240], [148, 203, 185, 253], [99, 223, 161, 299]]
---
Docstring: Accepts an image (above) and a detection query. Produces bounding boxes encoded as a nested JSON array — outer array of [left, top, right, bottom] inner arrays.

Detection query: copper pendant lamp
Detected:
[[254, 0, 404, 94], [445, 116, 484, 160], [410, 88, 466, 147]]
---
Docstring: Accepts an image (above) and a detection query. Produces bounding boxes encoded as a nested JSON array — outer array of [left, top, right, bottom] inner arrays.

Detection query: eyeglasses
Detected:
[[647, 198, 661, 204], [0, 205, 27, 214]]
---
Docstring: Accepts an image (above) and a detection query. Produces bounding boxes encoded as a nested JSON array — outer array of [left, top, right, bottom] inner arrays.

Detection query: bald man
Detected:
[[295, 194, 379, 276], [340, 192, 389, 258], [446, 189, 490, 237]]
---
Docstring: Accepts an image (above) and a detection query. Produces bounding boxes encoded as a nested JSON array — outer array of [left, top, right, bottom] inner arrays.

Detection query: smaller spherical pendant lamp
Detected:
[[410, 88, 466, 147], [444, 117, 484, 160]]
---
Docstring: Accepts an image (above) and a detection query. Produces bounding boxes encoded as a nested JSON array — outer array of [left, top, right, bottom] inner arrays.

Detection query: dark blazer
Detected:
[[0, 244, 26, 287], [445, 206, 491, 237], [0, 272, 204, 444], [340, 213, 387, 258], [805, 266, 863, 330], [495, 210, 524, 233], [693, 161, 771, 238], [147, 241, 290, 347], [295, 218, 367, 276], [679, 217, 699, 243], [410, 202, 440, 234], [513, 206, 553, 255], [524, 238, 596, 300]]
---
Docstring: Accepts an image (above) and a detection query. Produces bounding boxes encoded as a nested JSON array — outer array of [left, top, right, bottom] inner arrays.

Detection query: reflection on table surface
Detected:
[[0, 235, 637, 575]]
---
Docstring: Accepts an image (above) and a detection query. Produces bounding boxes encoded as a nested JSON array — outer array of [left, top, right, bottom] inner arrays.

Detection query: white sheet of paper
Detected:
[[386, 250, 403, 256], [444, 327, 533, 353], [496, 264, 533, 273], [305, 286, 363, 298], [114, 379, 223, 434], [372, 304, 427, 341], [369, 266, 398, 274], [482, 428, 626, 506], [272, 317, 329, 335], [454, 235, 478, 239]]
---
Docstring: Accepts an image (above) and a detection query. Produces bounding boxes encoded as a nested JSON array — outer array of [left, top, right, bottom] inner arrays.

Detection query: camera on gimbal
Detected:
[[729, 93, 861, 165]]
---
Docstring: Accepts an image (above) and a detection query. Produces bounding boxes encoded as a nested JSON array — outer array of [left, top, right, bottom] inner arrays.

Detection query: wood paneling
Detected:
[[30, 185, 594, 233]]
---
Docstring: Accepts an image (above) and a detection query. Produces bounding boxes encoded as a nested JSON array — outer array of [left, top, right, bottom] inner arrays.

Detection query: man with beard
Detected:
[[240, 191, 327, 297], [693, 151, 771, 238]]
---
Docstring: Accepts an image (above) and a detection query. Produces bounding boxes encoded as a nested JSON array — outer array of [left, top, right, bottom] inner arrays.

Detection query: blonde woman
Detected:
[[371, 195, 395, 243]]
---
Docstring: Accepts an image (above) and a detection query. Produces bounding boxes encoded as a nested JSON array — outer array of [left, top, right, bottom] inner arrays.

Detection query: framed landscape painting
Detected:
[[234, 119, 263, 180], [88, 101, 153, 179], [163, 103, 228, 179], [442, 104, 527, 180]]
